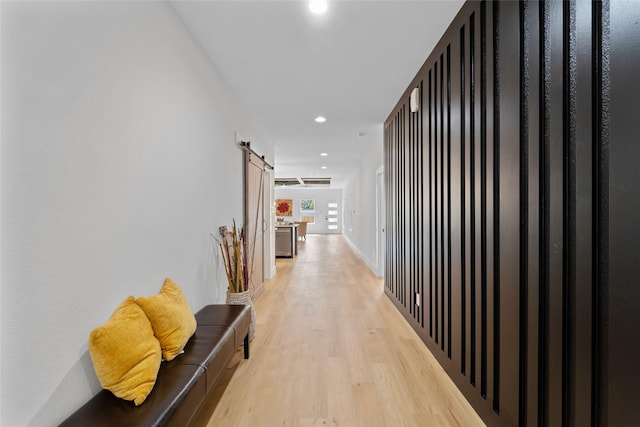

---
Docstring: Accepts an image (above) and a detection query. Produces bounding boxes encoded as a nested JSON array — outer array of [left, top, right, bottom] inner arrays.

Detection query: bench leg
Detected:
[[243, 334, 250, 359]]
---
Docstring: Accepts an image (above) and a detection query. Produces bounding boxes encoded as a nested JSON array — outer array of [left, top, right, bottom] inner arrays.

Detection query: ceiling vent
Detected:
[[275, 177, 331, 187]]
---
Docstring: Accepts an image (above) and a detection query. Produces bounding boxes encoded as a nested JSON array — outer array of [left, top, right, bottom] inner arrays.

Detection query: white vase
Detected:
[[226, 290, 256, 341]]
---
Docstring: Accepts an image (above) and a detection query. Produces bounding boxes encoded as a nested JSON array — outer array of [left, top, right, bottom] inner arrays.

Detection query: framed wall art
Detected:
[[275, 199, 293, 216]]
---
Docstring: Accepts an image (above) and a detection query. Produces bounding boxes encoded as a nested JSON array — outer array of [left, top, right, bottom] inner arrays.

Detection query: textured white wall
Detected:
[[0, 1, 271, 425], [342, 129, 383, 274]]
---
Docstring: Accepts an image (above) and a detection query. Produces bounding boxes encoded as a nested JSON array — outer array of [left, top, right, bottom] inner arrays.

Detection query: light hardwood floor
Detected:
[[193, 234, 485, 427]]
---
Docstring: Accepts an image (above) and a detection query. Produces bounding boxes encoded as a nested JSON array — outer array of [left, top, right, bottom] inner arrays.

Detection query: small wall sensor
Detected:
[[410, 87, 420, 113]]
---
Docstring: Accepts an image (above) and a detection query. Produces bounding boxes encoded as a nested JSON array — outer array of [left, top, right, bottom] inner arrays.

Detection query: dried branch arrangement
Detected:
[[216, 221, 248, 293]]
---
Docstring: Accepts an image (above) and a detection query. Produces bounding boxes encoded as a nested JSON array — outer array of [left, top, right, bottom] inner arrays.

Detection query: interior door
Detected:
[[244, 151, 265, 300]]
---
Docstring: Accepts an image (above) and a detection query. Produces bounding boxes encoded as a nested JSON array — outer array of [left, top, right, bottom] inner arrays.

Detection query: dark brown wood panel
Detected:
[[449, 33, 462, 372], [383, 0, 639, 425], [607, 2, 640, 425], [496, 2, 519, 422], [572, 2, 593, 426]]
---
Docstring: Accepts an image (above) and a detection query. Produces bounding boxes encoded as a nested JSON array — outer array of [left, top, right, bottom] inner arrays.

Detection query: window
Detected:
[[300, 199, 315, 224]]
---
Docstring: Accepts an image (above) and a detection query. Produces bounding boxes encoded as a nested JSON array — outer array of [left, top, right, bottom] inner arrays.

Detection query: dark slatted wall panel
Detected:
[[383, 1, 639, 425]]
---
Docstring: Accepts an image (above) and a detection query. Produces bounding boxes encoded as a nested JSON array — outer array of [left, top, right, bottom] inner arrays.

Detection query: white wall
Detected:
[[0, 2, 272, 425], [342, 128, 384, 275], [274, 188, 342, 235]]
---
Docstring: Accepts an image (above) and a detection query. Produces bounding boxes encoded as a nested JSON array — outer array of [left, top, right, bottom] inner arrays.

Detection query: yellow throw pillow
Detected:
[[88, 296, 161, 405], [136, 278, 197, 361]]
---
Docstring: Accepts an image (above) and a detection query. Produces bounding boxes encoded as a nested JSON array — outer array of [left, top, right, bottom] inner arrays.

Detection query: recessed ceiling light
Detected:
[[314, 116, 327, 123], [320, 152, 328, 156], [309, 0, 328, 15], [321, 166, 328, 170]]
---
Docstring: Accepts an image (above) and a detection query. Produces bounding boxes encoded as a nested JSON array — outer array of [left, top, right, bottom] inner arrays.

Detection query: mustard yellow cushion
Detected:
[[136, 278, 197, 361], [88, 296, 161, 405]]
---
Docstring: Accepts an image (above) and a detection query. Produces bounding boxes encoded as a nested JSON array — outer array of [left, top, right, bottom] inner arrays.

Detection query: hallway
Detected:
[[194, 235, 484, 426]]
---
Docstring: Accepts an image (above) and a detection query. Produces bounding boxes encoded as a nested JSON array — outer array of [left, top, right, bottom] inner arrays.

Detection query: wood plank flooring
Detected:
[[193, 234, 484, 427]]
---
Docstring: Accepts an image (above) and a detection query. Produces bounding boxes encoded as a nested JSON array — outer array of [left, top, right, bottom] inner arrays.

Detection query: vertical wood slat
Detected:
[[413, 81, 418, 324], [409, 89, 414, 315], [592, 1, 609, 423], [469, 10, 477, 388], [562, 2, 577, 425], [572, 2, 593, 426], [480, 0, 488, 399], [523, 1, 541, 425], [449, 36, 462, 369], [432, 61, 439, 344], [459, 23, 467, 377], [419, 80, 425, 327], [538, 1, 551, 423], [548, 0, 564, 423], [411, 90, 416, 318], [411, 79, 423, 326], [497, 1, 520, 422], [463, 19, 473, 385], [401, 105, 408, 309], [518, 1, 530, 423], [440, 53, 446, 354], [482, 0, 499, 407], [399, 106, 404, 305], [394, 108, 399, 300], [491, 0, 501, 413], [607, 2, 640, 425], [428, 68, 434, 339], [382, 1, 628, 424], [400, 105, 405, 306], [420, 79, 426, 327], [435, 57, 440, 346]]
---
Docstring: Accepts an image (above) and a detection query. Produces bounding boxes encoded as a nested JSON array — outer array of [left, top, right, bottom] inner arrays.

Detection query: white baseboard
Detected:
[[343, 235, 379, 277]]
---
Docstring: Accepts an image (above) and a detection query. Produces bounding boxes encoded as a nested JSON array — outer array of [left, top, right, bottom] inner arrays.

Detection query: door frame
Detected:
[[263, 167, 275, 279], [376, 166, 385, 278]]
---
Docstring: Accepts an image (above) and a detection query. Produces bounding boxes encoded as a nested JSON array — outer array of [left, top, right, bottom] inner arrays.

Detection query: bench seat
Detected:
[[59, 304, 251, 427]]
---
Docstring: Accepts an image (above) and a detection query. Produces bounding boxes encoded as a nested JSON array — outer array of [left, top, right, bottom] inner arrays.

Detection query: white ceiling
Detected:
[[170, 0, 464, 188]]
